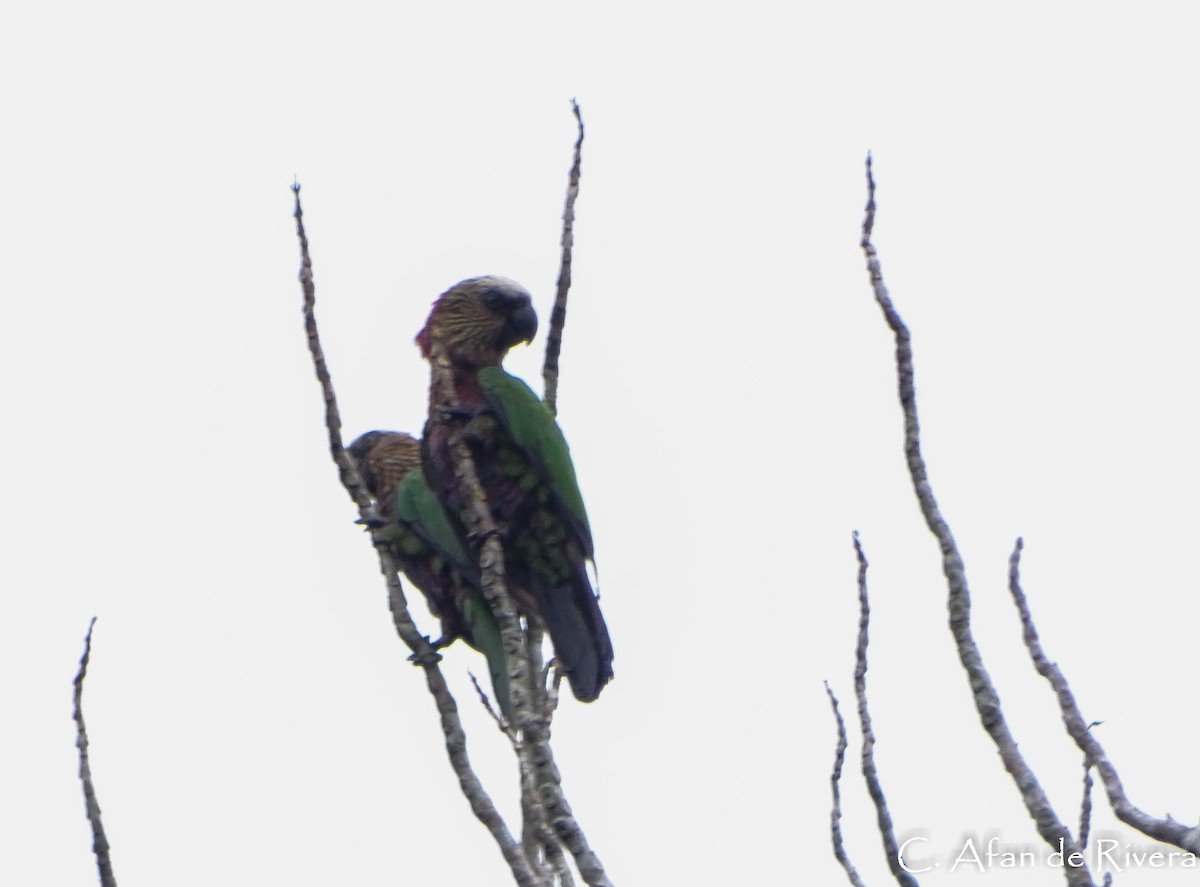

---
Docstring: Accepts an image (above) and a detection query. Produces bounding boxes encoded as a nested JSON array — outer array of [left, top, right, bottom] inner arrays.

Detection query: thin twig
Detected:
[[860, 157, 1098, 887], [825, 682, 869, 887], [521, 102, 612, 887], [1080, 762, 1094, 849], [545, 660, 564, 717], [852, 534, 919, 887], [293, 184, 541, 887], [468, 671, 509, 733], [1007, 538, 1200, 854], [73, 618, 117, 887], [542, 98, 584, 416], [294, 183, 372, 511]]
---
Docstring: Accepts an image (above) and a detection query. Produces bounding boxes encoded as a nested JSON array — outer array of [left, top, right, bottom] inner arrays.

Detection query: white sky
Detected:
[[2, 2, 1197, 884]]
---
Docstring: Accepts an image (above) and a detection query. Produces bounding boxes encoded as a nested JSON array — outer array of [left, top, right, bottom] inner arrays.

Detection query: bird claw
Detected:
[[467, 526, 502, 548], [357, 513, 390, 529], [430, 632, 460, 650], [407, 642, 444, 667], [438, 405, 478, 422], [368, 522, 402, 545]]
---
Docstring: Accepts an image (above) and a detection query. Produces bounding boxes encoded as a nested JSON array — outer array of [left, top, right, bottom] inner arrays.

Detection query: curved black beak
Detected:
[[505, 301, 538, 347]]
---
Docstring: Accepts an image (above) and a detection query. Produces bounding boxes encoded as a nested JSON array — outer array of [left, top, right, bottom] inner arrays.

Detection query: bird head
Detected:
[[415, 276, 538, 368], [347, 430, 421, 504]]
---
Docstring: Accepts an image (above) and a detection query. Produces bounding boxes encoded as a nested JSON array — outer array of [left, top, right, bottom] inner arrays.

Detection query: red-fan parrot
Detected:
[[348, 429, 514, 721], [416, 275, 614, 703]]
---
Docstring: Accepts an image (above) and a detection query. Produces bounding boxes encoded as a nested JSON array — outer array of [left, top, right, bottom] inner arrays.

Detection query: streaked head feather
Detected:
[[348, 430, 421, 517], [415, 275, 538, 368]]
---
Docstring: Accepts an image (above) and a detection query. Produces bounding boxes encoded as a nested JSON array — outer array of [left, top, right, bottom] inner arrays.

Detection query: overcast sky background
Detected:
[[3, 2, 1198, 884]]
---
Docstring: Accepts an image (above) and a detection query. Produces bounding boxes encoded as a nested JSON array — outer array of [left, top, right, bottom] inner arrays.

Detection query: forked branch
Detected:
[[859, 156, 1100, 887], [293, 184, 538, 887], [292, 99, 609, 886], [1007, 538, 1200, 854], [826, 535, 920, 886]]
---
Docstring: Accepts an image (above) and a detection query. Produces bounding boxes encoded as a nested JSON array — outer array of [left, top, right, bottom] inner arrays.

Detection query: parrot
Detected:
[[416, 275, 614, 703], [348, 429, 514, 722]]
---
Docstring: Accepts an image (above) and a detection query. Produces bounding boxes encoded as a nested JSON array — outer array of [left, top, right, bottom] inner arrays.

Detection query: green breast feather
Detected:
[[477, 365, 592, 554]]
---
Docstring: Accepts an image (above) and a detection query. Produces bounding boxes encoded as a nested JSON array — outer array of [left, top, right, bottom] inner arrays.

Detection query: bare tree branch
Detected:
[[544, 841, 577, 887], [294, 182, 372, 512], [293, 99, 606, 885], [859, 157, 1099, 887], [293, 183, 541, 887], [73, 618, 117, 887], [1006, 538, 1200, 855], [519, 754, 559, 887], [424, 337, 539, 731], [466, 671, 567, 887], [429, 328, 612, 885], [381, 566, 541, 882], [468, 671, 510, 734], [515, 101, 613, 887], [1079, 762, 1094, 850], [851, 534, 919, 887], [517, 627, 560, 880], [542, 98, 584, 417], [825, 682, 869, 887], [427, 332, 611, 886], [528, 737, 610, 887], [517, 708, 575, 887]]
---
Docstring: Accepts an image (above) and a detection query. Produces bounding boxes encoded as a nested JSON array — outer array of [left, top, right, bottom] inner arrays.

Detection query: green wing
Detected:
[[392, 467, 514, 722], [478, 366, 592, 553], [393, 470, 472, 572]]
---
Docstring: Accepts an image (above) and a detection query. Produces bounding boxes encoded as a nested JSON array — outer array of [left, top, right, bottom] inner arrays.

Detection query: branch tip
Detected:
[[295, 200, 540, 885], [1007, 530, 1200, 855], [542, 100, 585, 416], [862, 166, 1096, 884], [73, 617, 117, 887], [824, 683, 868, 887]]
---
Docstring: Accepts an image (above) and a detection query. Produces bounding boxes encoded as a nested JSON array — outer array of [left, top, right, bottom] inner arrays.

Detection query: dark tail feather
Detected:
[[535, 564, 613, 702]]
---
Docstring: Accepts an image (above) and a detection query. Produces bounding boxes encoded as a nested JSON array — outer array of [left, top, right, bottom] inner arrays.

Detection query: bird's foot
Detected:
[[407, 640, 444, 667], [467, 526, 503, 549], [438, 405, 480, 422], [429, 632, 460, 651], [370, 525, 402, 546], [356, 513, 390, 529]]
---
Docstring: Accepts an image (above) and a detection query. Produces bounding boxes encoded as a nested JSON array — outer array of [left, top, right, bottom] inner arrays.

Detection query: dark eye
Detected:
[[481, 287, 508, 310]]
